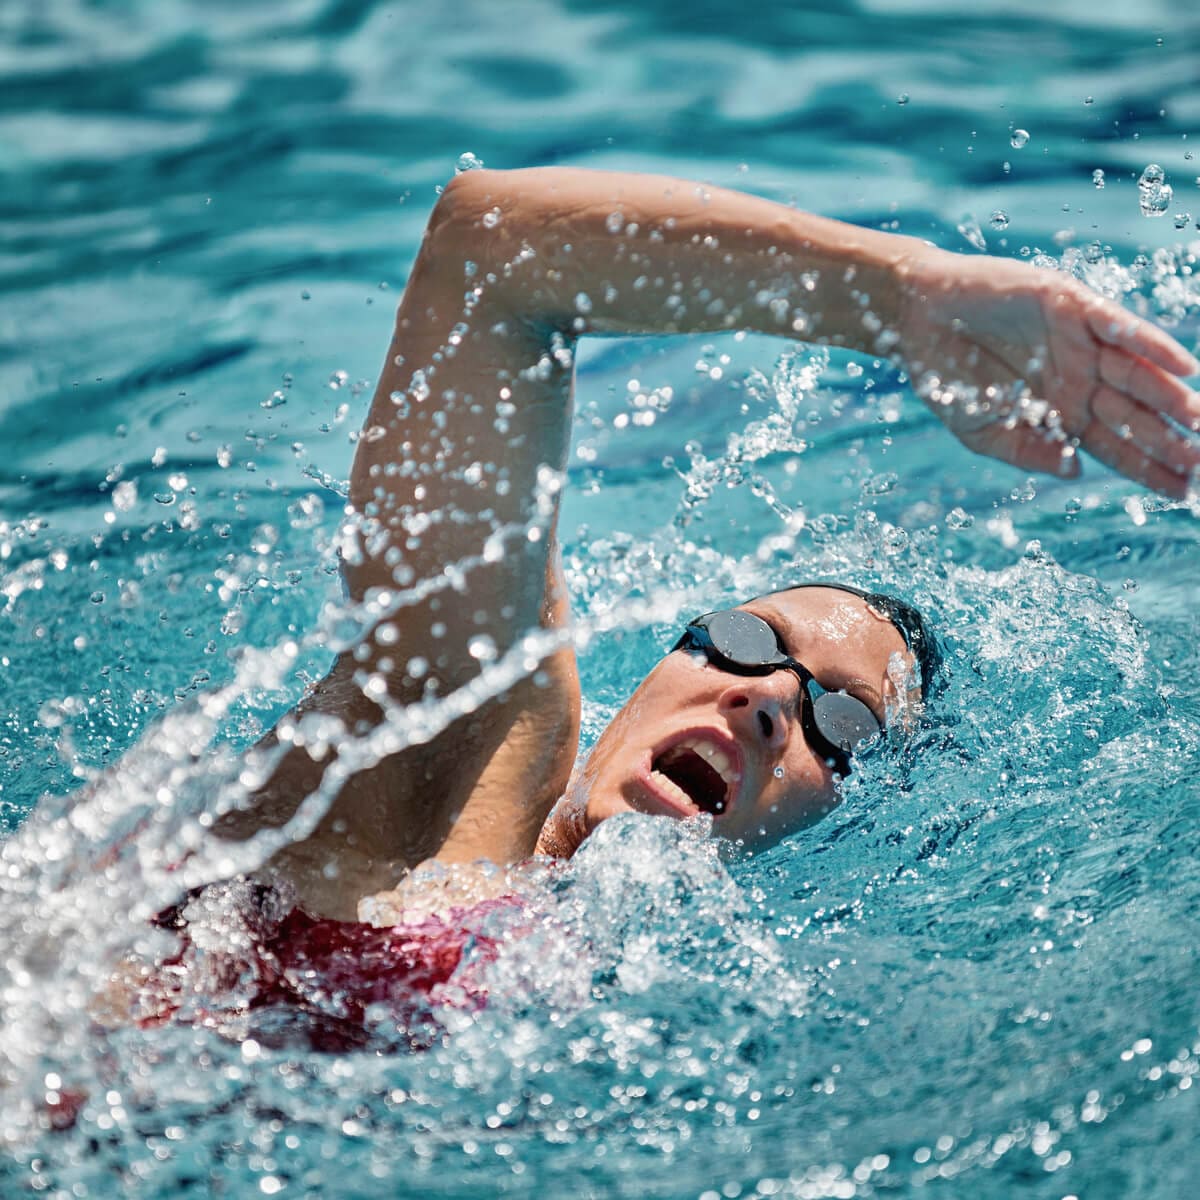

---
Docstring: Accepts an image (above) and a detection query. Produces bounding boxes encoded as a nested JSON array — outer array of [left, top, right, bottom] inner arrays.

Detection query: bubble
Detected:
[[1084, 95, 1094, 105], [605, 212, 625, 234], [1174, 212, 1191, 229], [773, 766, 784, 779], [89, 590, 104, 605], [946, 507, 974, 530], [261, 390, 287, 409], [989, 210, 1010, 230], [1010, 129, 1030, 149], [897, 93, 909, 105], [481, 207, 502, 229], [1092, 169, 1105, 189], [455, 151, 484, 173]]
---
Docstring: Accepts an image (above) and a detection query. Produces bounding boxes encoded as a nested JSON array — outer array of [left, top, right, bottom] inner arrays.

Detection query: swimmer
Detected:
[[211, 167, 1200, 923]]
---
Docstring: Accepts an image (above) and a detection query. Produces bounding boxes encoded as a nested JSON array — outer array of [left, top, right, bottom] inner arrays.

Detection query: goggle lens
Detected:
[[702, 609, 781, 667], [809, 690, 880, 754]]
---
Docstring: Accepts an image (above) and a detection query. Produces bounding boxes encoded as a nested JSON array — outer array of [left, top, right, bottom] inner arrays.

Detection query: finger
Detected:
[[1090, 385, 1200, 474], [1084, 294, 1200, 378], [1080, 419, 1191, 499], [1098, 346, 1200, 429]]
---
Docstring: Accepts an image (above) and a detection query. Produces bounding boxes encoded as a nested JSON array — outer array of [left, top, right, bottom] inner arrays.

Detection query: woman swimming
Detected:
[[207, 166, 1200, 924]]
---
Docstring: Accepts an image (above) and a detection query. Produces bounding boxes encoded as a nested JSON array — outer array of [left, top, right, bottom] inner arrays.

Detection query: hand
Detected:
[[894, 247, 1200, 497]]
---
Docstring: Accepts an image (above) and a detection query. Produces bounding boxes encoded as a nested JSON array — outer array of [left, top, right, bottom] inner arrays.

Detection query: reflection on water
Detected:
[[3, 0, 1200, 1196]]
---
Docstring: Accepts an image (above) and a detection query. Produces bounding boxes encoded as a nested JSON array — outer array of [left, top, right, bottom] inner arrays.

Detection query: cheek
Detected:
[[754, 756, 838, 831]]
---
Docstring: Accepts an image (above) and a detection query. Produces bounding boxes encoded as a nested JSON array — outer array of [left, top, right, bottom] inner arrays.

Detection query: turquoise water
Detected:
[[3, 0, 1200, 1195]]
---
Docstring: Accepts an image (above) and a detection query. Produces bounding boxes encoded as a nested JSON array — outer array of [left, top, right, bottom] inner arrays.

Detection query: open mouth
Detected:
[[649, 736, 738, 816]]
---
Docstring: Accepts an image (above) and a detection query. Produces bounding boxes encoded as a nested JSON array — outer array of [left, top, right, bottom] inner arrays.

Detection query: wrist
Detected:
[[780, 216, 933, 357]]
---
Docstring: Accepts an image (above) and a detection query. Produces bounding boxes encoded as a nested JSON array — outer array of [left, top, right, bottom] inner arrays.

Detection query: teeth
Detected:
[[651, 768, 697, 810], [679, 737, 739, 786]]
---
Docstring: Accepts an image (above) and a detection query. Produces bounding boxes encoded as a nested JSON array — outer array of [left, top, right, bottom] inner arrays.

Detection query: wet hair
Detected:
[[759, 581, 943, 700]]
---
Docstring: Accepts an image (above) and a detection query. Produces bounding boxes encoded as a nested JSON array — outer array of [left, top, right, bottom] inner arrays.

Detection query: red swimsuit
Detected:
[[136, 883, 524, 1052]]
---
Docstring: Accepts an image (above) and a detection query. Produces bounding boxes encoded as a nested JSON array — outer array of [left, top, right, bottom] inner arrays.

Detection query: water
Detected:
[[4, 1, 1200, 1195]]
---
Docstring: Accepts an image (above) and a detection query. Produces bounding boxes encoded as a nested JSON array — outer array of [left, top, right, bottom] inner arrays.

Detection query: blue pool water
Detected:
[[3, 1, 1200, 1195]]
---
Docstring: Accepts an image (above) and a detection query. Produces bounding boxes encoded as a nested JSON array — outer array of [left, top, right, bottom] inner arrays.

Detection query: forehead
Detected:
[[741, 587, 910, 681]]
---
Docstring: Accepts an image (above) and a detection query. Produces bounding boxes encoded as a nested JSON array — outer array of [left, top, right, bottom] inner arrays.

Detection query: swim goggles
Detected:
[[671, 608, 882, 776]]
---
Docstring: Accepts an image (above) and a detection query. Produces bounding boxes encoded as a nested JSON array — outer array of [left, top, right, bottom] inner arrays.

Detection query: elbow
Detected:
[[423, 168, 523, 260]]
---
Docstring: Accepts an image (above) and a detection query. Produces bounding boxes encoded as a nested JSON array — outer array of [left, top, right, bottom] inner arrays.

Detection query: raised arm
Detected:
[[238, 167, 1199, 917], [358, 166, 1200, 570]]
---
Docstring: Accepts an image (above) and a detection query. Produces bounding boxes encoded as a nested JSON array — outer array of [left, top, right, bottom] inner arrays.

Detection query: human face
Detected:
[[568, 587, 916, 849]]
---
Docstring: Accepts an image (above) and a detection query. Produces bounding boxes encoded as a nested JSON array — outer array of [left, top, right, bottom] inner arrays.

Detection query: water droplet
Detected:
[[288, 494, 324, 530], [300, 289, 311, 301], [455, 151, 484, 174], [989, 210, 1009, 230], [89, 591, 105, 605], [468, 635, 497, 662], [1092, 168, 1105, 189], [261, 389, 287, 409], [957, 217, 987, 252], [153, 492, 176, 506], [111, 480, 138, 512], [946, 507, 974, 530], [1138, 164, 1171, 217], [897, 93, 909, 106], [1010, 128, 1030, 149], [1174, 212, 1191, 229], [1084, 95, 1094, 105]]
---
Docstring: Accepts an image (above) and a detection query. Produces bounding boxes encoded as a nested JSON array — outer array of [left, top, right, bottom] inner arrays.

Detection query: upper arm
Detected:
[[344, 171, 579, 706]]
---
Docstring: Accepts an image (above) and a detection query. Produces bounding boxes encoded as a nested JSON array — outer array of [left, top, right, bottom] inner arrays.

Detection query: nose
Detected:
[[716, 672, 796, 751]]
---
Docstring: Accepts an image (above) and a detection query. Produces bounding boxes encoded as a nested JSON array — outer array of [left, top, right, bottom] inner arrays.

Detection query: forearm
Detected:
[[439, 166, 922, 352]]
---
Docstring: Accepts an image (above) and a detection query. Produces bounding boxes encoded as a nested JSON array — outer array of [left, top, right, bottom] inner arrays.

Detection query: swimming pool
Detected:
[[3, 0, 1200, 1195]]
